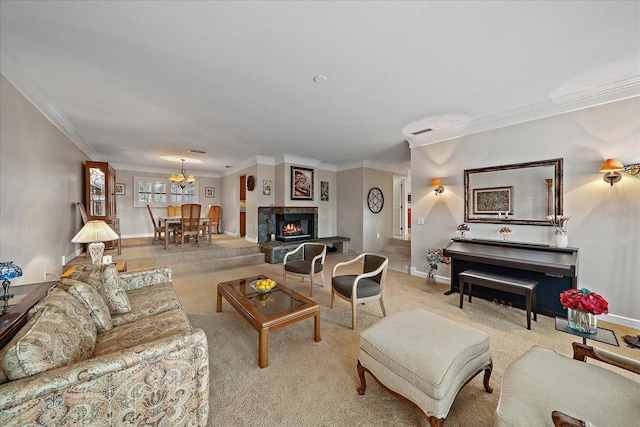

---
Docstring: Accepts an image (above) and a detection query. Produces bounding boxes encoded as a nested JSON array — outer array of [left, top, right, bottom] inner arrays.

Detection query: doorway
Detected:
[[239, 175, 246, 237]]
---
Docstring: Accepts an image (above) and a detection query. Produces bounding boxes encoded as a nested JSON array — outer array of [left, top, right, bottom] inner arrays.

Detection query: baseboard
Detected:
[[600, 313, 640, 329], [409, 267, 451, 285]]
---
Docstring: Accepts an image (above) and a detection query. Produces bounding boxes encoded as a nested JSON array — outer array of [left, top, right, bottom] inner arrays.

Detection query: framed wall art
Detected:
[[473, 186, 513, 214], [115, 183, 126, 196], [320, 181, 329, 201], [263, 179, 272, 195], [205, 187, 215, 198], [291, 166, 314, 200]]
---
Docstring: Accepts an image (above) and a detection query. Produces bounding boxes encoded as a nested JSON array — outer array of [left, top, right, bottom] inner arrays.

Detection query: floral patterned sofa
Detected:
[[0, 266, 209, 426]]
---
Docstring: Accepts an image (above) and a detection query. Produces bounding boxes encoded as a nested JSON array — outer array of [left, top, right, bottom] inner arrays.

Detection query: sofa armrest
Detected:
[[572, 342, 640, 374], [0, 328, 209, 426], [118, 267, 172, 291]]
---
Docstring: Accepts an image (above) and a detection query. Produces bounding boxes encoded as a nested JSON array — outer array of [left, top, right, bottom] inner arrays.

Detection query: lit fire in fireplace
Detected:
[[282, 222, 303, 236]]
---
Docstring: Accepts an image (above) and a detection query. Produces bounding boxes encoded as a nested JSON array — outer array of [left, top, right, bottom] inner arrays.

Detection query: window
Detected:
[[134, 177, 198, 208]]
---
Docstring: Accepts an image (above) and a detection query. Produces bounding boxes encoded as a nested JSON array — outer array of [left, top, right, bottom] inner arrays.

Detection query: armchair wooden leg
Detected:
[[351, 299, 357, 330], [379, 299, 386, 317]]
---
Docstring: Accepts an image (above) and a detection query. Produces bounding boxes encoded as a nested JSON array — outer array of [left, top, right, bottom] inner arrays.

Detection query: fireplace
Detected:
[[276, 212, 315, 242]]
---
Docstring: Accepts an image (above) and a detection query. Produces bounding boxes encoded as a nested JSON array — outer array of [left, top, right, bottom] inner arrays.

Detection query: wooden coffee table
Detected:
[[217, 275, 321, 368]]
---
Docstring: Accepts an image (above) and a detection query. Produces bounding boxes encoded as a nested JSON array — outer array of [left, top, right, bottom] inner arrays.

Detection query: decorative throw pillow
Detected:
[[3, 306, 94, 381], [71, 264, 131, 315], [67, 281, 113, 333], [29, 287, 97, 355]]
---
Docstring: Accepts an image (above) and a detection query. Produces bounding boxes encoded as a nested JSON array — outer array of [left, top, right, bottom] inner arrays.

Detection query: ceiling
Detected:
[[1, 1, 639, 176]]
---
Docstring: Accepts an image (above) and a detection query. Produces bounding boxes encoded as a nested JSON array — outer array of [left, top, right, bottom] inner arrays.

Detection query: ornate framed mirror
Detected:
[[464, 158, 563, 225]]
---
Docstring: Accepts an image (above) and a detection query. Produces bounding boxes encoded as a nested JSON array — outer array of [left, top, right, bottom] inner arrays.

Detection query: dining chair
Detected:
[[283, 243, 327, 297], [208, 205, 221, 234], [331, 253, 389, 329], [167, 205, 180, 217], [175, 203, 202, 247], [147, 204, 174, 245]]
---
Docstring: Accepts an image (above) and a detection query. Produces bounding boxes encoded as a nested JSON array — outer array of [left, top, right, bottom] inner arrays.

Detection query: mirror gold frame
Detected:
[[464, 158, 563, 226]]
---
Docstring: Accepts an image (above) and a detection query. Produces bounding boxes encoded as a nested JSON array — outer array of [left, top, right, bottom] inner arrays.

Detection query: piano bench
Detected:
[[459, 270, 538, 330]]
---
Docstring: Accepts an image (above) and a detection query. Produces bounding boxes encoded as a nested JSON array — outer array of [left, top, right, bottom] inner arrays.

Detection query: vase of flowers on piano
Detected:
[[457, 223, 470, 239], [546, 215, 570, 248], [560, 288, 608, 334], [499, 226, 512, 241]]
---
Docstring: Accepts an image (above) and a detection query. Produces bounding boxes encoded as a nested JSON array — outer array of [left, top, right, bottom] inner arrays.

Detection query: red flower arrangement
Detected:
[[560, 288, 609, 315]]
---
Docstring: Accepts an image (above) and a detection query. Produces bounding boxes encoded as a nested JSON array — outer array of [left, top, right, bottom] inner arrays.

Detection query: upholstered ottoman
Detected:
[[357, 308, 493, 427]]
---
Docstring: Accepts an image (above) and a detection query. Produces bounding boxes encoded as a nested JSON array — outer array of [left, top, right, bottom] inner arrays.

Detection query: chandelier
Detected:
[[170, 159, 196, 189]]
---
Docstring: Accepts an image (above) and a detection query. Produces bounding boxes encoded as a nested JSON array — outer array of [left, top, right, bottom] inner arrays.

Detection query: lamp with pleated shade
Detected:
[[599, 158, 624, 186], [71, 220, 120, 265]]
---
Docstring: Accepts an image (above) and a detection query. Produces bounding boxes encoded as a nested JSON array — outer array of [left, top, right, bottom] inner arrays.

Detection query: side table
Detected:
[[0, 281, 55, 348], [61, 260, 128, 279], [555, 316, 619, 346]]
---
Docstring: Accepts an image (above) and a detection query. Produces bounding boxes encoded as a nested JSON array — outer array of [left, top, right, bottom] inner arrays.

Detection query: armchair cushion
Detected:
[[332, 276, 380, 298], [3, 306, 96, 381], [284, 260, 324, 275], [495, 345, 639, 427]]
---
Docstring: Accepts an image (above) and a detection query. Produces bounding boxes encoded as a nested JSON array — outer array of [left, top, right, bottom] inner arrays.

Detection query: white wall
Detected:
[[0, 76, 88, 281], [363, 168, 394, 252], [410, 97, 640, 326], [114, 169, 221, 238], [337, 168, 364, 252], [317, 169, 337, 237]]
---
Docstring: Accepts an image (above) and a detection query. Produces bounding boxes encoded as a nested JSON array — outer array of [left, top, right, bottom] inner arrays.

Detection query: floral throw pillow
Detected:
[[70, 264, 131, 315], [29, 287, 97, 353], [3, 306, 93, 381], [66, 280, 114, 333]]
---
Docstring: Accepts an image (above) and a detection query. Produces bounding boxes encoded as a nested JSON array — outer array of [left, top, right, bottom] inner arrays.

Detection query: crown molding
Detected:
[[408, 76, 640, 148], [0, 47, 101, 160], [337, 160, 408, 175], [282, 154, 322, 168]]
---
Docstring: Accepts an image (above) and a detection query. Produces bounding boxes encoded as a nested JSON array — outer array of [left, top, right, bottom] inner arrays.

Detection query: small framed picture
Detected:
[[263, 179, 272, 195], [115, 183, 126, 195], [321, 181, 329, 201], [205, 187, 215, 198]]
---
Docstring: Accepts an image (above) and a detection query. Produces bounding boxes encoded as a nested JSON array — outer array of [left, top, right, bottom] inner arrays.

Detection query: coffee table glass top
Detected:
[[225, 277, 306, 317]]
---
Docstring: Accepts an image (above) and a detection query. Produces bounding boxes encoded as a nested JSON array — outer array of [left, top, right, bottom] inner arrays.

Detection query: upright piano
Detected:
[[443, 238, 578, 317]]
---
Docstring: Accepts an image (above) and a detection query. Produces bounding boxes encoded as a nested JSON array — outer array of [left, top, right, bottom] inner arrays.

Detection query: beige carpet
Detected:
[[170, 254, 639, 427]]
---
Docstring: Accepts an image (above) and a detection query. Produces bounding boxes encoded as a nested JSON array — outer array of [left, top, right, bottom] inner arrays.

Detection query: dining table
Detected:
[[159, 217, 212, 250]]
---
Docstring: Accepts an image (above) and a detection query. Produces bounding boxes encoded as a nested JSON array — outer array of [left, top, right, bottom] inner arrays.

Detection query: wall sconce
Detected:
[[600, 158, 624, 186], [432, 178, 445, 196]]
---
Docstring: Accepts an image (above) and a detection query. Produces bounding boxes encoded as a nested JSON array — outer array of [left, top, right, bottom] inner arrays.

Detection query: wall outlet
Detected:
[[61, 256, 66, 266], [376, 233, 380, 238], [417, 217, 425, 225]]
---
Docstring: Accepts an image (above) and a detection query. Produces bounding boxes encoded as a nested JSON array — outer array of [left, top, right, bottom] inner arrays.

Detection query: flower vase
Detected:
[[427, 269, 436, 284], [555, 230, 568, 248], [501, 233, 510, 242], [567, 308, 597, 334]]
